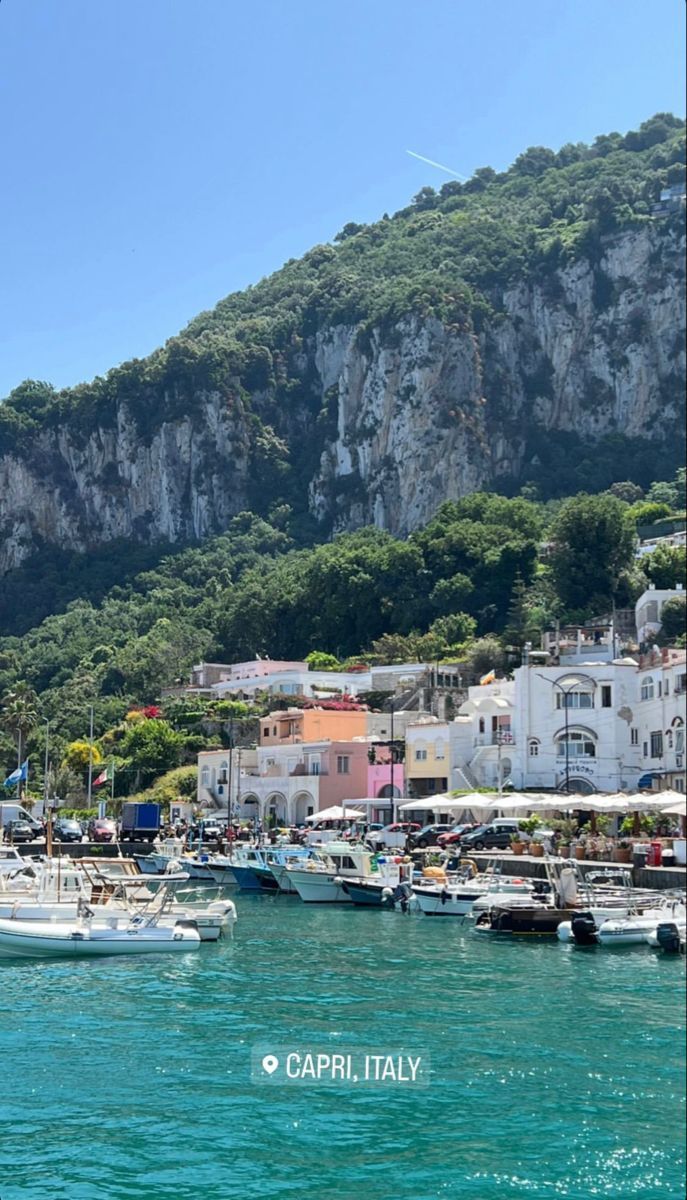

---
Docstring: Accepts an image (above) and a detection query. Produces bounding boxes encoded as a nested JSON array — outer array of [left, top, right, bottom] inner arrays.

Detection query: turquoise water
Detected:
[[1, 894, 684, 1200]]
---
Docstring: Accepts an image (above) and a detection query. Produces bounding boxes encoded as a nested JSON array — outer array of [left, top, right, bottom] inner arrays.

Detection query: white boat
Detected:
[[286, 843, 375, 903], [596, 900, 686, 947], [414, 864, 535, 917], [0, 859, 236, 942], [0, 912, 201, 957]]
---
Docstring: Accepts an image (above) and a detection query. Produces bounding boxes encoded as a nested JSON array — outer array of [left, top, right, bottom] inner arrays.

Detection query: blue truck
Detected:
[[120, 802, 161, 843]]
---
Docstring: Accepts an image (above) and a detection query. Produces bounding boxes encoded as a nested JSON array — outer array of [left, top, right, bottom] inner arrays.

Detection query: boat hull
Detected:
[[0, 917, 201, 957], [287, 870, 352, 903], [228, 864, 264, 891], [341, 880, 393, 907]]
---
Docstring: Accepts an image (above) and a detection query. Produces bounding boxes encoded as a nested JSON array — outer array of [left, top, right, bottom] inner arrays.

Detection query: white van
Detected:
[[0, 803, 43, 839]]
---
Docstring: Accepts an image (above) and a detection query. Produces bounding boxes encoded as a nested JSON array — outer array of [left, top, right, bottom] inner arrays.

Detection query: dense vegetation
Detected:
[[1, 472, 684, 804]]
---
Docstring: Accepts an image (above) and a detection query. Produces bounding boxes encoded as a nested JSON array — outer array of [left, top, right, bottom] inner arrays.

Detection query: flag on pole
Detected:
[[93, 766, 110, 788], [3, 760, 28, 788], [479, 669, 496, 686]]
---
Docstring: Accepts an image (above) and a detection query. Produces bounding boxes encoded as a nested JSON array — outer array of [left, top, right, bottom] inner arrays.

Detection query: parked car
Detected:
[[436, 823, 479, 848], [366, 822, 421, 850], [88, 817, 117, 843], [407, 823, 455, 850], [4, 819, 36, 843], [52, 817, 84, 843], [190, 819, 225, 844], [460, 821, 555, 851]]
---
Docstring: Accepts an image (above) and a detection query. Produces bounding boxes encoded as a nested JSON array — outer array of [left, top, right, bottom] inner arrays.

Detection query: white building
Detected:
[[449, 662, 642, 795], [450, 680, 516, 792], [197, 746, 319, 825], [511, 660, 641, 794], [635, 584, 685, 645], [635, 648, 687, 793]]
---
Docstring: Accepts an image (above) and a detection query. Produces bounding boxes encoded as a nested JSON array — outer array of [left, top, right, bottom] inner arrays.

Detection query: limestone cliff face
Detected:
[[0, 223, 684, 572]]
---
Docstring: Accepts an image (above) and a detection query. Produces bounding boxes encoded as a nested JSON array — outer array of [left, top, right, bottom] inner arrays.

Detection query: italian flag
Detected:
[[93, 766, 110, 788]]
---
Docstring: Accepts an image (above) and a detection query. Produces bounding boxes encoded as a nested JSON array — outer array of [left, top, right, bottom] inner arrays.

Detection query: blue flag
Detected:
[[3, 760, 28, 788]]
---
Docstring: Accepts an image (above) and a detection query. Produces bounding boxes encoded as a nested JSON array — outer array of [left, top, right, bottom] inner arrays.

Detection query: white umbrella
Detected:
[[660, 798, 687, 817], [398, 794, 467, 813], [304, 805, 365, 823]]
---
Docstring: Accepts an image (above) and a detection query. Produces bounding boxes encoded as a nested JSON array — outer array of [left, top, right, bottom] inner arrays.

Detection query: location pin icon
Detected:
[[262, 1054, 279, 1075]]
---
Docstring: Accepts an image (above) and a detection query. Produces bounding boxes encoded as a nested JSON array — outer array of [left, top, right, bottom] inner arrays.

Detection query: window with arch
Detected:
[[556, 731, 596, 758], [641, 676, 655, 701], [556, 689, 594, 710], [201, 766, 210, 788], [528, 739, 540, 757], [674, 719, 684, 755], [219, 760, 229, 784]]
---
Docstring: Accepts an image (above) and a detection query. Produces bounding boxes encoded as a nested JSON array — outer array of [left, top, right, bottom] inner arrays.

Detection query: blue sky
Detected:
[[0, 0, 684, 398]]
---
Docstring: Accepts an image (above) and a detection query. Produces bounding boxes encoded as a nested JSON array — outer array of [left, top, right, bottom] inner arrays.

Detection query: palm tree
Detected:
[[1, 682, 40, 772]]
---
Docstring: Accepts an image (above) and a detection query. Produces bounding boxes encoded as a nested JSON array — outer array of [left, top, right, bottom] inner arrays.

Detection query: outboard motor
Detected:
[[392, 880, 413, 914], [571, 911, 598, 946], [656, 921, 683, 954]]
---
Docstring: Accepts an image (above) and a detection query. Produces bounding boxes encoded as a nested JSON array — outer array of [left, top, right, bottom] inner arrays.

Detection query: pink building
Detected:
[[367, 746, 404, 800]]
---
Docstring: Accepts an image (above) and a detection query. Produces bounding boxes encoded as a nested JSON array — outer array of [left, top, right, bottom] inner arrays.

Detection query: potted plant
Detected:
[[552, 818, 576, 859], [573, 824, 589, 860], [520, 815, 542, 855], [510, 831, 526, 856], [613, 839, 633, 864]]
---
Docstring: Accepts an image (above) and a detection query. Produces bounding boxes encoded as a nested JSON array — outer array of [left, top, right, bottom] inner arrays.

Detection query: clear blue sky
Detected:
[[0, 0, 684, 398]]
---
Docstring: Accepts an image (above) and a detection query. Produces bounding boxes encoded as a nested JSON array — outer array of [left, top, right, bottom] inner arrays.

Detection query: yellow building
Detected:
[[404, 718, 450, 797]]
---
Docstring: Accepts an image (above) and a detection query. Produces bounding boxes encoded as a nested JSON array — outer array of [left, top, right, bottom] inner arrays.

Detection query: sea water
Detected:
[[0, 894, 684, 1200]]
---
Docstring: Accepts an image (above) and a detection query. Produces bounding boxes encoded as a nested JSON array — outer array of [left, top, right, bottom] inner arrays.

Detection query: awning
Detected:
[[304, 805, 366, 822]]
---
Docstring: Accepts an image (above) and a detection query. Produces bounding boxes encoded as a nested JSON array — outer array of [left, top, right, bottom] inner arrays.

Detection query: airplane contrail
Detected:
[[406, 150, 467, 181]]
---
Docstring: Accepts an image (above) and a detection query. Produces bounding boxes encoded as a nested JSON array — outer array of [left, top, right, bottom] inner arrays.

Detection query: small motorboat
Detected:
[[559, 898, 686, 947], [0, 912, 201, 958]]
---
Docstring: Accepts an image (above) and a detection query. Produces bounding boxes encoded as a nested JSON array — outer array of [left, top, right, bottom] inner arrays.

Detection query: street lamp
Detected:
[[536, 673, 596, 794]]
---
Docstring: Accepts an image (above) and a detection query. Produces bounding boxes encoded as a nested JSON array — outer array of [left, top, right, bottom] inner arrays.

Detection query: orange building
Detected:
[[259, 707, 367, 747]]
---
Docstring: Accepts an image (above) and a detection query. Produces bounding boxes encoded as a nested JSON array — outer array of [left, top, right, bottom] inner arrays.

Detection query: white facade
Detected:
[[449, 666, 641, 795], [635, 648, 687, 792], [197, 746, 319, 824], [511, 661, 641, 793], [212, 668, 372, 700], [450, 681, 516, 792], [635, 584, 685, 644]]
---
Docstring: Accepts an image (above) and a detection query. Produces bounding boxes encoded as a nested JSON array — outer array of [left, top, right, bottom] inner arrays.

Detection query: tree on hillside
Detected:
[[1, 682, 40, 762], [642, 545, 687, 591], [119, 719, 184, 790], [550, 494, 636, 613], [608, 481, 644, 504], [660, 596, 686, 643], [62, 740, 103, 775]]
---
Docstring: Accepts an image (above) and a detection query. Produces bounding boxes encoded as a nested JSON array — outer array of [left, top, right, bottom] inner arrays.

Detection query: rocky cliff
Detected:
[[0, 221, 684, 575]]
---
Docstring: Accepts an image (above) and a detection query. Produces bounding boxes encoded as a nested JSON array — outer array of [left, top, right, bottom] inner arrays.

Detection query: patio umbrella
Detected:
[[660, 798, 686, 817], [304, 805, 366, 822], [398, 794, 468, 814]]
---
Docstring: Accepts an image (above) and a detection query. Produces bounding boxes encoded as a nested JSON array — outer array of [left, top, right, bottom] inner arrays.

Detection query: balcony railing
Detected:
[[473, 733, 516, 748]]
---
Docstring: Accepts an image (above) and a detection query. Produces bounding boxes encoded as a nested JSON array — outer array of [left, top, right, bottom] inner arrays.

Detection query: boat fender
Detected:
[[333, 876, 344, 886], [558, 867, 579, 907], [440, 889, 450, 906]]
